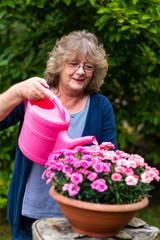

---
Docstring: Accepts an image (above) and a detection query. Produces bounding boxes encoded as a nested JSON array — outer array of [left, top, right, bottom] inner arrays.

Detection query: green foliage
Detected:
[[137, 203, 160, 229], [0, 0, 160, 208], [0, 126, 18, 208]]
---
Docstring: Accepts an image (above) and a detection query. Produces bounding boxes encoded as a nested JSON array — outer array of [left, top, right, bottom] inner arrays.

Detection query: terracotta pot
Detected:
[[49, 186, 149, 238]]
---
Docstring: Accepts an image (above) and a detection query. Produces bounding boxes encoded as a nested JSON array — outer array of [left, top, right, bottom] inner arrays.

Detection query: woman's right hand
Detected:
[[17, 77, 53, 101], [0, 77, 53, 121]]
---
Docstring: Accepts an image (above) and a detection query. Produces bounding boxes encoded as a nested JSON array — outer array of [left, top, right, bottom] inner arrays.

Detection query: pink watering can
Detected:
[[18, 92, 97, 166]]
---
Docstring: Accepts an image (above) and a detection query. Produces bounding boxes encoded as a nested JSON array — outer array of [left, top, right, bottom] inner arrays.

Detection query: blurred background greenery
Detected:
[[0, 0, 160, 238]]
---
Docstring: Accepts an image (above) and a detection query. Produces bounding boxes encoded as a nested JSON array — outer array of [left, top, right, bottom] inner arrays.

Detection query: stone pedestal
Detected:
[[32, 217, 160, 240]]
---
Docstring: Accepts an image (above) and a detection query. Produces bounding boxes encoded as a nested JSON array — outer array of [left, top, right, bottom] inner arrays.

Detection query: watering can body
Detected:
[[18, 94, 96, 166]]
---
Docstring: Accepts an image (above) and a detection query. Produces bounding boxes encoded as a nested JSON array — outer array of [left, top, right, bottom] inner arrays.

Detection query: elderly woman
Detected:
[[0, 30, 117, 240]]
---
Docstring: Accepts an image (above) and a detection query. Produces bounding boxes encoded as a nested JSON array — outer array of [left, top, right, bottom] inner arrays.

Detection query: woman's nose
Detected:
[[76, 65, 85, 74]]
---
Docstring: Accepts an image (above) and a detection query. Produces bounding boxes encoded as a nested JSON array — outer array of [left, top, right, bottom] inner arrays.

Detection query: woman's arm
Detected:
[[0, 77, 53, 121]]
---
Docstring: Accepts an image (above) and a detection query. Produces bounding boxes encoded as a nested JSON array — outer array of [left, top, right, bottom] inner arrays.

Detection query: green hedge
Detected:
[[0, 0, 160, 208]]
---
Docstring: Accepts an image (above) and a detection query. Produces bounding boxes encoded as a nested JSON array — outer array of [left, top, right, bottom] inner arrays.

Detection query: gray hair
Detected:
[[44, 30, 108, 94]]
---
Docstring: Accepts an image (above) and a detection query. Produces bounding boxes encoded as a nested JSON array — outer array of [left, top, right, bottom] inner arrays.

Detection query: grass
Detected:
[[137, 205, 160, 228], [137, 206, 160, 240], [137, 186, 160, 240], [0, 208, 11, 240], [0, 222, 11, 240]]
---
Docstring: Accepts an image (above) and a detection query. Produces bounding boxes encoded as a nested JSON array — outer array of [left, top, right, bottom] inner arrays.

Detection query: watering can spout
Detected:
[[53, 130, 97, 151]]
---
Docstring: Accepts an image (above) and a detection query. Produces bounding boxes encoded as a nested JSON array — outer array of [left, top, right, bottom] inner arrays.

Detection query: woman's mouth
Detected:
[[73, 78, 84, 82]]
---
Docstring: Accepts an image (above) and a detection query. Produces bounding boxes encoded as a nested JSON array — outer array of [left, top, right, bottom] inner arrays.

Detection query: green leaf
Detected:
[[126, 10, 139, 16], [98, 14, 110, 24], [0, 24, 5, 30], [5, 0, 15, 8], [97, 7, 111, 14], [0, 10, 6, 19], [107, 2, 119, 8], [62, 0, 71, 6], [142, 15, 151, 20], [148, 27, 157, 33], [133, 0, 139, 4], [109, 33, 115, 42], [10, 69, 21, 79], [109, 25, 114, 32], [128, 19, 138, 24], [153, 116, 159, 125], [115, 32, 121, 42], [117, 18, 124, 23], [121, 25, 130, 31], [37, 2, 46, 8], [148, 64, 155, 73], [111, 8, 125, 13], [89, 0, 96, 6], [0, 59, 8, 66]]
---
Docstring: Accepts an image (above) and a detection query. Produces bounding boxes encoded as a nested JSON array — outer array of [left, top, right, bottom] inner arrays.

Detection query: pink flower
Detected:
[[65, 156, 77, 164], [68, 183, 80, 196], [81, 154, 92, 160], [116, 159, 127, 166], [62, 149, 73, 156], [151, 167, 159, 175], [133, 174, 139, 180], [46, 177, 53, 185], [70, 172, 83, 184], [115, 150, 130, 158], [43, 171, 55, 184], [111, 173, 122, 181], [85, 145, 100, 152], [73, 161, 82, 168], [79, 169, 90, 175], [115, 166, 126, 174], [56, 162, 64, 171], [81, 160, 91, 168], [62, 183, 70, 191], [100, 142, 115, 150], [91, 179, 108, 192], [128, 154, 145, 167], [141, 171, 153, 184], [103, 151, 120, 163], [123, 167, 134, 176], [62, 165, 73, 174], [103, 163, 111, 173], [126, 160, 137, 169], [91, 156, 101, 162], [92, 161, 104, 173], [146, 167, 160, 181], [87, 172, 98, 181], [42, 170, 51, 179], [74, 146, 86, 153], [48, 152, 62, 161], [125, 175, 138, 186], [45, 160, 57, 169]]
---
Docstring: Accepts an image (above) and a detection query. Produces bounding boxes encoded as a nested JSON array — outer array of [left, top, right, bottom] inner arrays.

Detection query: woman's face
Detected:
[[59, 56, 94, 95]]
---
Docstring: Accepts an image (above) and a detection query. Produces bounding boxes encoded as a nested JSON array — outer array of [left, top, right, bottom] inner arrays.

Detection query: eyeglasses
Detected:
[[67, 62, 95, 73]]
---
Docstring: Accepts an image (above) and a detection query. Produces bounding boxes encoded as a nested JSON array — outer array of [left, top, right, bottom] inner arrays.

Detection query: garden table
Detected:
[[32, 217, 160, 240]]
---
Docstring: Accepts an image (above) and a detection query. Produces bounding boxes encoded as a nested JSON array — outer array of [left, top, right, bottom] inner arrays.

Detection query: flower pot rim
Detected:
[[49, 186, 149, 212]]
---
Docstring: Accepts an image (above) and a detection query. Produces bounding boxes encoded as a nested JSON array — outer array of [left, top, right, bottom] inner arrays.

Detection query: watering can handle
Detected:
[[49, 91, 66, 120]]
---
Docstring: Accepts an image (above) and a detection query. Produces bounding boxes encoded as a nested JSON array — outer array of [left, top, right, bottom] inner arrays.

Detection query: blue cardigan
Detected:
[[0, 93, 117, 237]]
